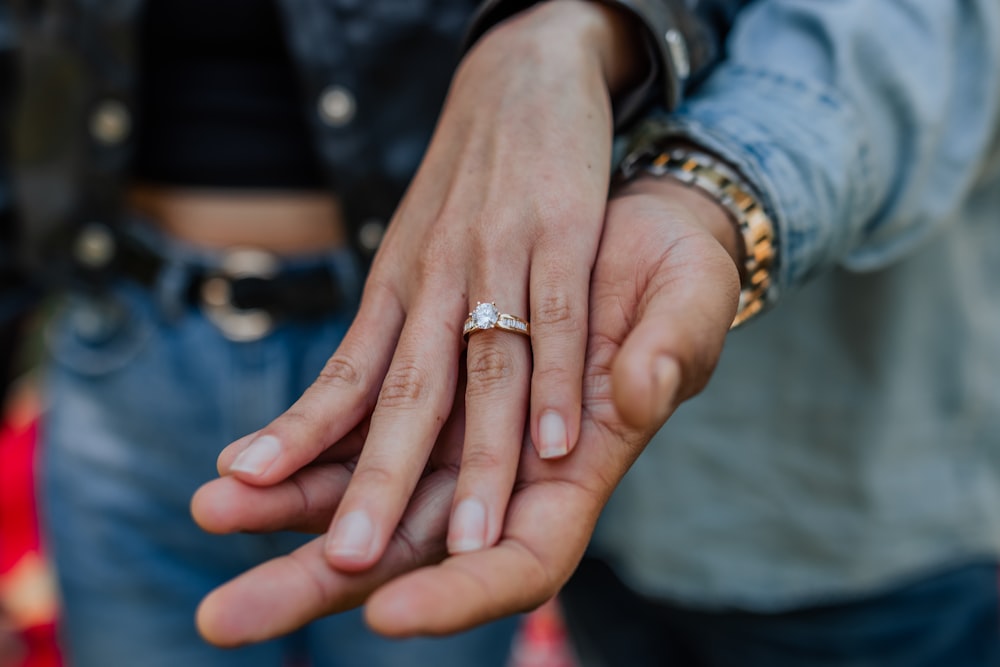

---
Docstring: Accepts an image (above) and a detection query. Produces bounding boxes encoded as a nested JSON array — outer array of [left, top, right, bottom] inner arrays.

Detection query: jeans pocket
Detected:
[[45, 285, 155, 378]]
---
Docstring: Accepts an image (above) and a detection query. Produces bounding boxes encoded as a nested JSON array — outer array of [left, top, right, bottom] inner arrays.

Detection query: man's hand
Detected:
[[191, 177, 740, 644]]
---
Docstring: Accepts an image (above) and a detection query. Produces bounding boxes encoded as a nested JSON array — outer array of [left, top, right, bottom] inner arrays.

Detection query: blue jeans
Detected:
[[561, 556, 1000, 667], [40, 230, 517, 667]]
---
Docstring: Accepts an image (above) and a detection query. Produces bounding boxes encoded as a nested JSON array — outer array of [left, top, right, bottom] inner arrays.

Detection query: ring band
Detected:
[[463, 302, 530, 339]]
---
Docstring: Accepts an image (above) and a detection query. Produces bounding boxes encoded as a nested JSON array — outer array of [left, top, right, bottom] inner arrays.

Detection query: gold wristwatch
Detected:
[[618, 141, 778, 328]]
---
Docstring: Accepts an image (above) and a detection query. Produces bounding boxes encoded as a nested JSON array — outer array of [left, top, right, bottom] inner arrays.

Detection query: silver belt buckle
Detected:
[[200, 248, 281, 342]]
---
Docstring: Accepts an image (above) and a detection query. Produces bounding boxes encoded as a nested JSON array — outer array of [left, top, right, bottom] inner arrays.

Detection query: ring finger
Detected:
[[448, 289, 532, 554]]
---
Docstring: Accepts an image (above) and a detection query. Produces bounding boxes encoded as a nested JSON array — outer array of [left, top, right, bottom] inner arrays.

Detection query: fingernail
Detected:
[[449, 497, 487, 553], [230, 434, 281, 475], [327, 511, 374, 561], [652, 355, 681, 410], [538, 410, 568, 459]]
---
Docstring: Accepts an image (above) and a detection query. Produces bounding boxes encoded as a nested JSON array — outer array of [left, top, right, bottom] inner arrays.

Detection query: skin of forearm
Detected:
[[558, 0, 648, 96], [487, 0, 647, 97]]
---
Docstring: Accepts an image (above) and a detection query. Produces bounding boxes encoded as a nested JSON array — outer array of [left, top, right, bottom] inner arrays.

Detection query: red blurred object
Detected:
[[508, 599, 579, 667], [0, 388, 62, 667]]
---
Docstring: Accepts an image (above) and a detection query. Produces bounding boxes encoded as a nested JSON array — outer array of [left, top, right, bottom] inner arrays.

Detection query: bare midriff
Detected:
[[128, 185, 348, 255]]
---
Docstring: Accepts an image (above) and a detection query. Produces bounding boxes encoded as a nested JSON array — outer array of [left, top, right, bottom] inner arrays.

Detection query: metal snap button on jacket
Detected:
[[357, 217, 385, 253], [318, 85, 356, 127], [90, 99, 132, 145]]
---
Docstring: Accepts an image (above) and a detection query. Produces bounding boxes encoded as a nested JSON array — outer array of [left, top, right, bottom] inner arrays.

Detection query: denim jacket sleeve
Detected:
[[649, 0, 1000, 293], [465, 0, 749, 124]]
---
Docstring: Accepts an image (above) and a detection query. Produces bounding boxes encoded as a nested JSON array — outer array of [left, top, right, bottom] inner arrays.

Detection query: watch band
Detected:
[[619, 144, 778, 328]]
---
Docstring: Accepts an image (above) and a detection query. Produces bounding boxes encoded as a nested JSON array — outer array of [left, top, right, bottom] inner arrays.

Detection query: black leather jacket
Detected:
[[0, 0, 745, 354]]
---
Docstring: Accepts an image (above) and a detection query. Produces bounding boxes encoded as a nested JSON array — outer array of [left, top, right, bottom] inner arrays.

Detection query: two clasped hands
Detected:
[[191, 0, 741, 646]]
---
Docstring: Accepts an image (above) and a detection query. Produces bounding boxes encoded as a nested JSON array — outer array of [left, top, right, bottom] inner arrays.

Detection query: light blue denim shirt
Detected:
[[593, 0, 1000, 610]]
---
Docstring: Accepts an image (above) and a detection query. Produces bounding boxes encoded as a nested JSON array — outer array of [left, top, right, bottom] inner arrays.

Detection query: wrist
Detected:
[[464, 0, 708, 118], [616, 140, 779, 328], [615, 176, 742, 266], [551, 0, 647, 97], [477, 0, 647, 97]]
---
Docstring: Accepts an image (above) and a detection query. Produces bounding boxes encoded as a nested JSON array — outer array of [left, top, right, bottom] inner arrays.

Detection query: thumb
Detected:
[[610, 244, 738, 430]]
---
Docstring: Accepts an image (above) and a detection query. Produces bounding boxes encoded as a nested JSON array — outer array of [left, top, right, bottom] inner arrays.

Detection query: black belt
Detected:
[[113, 232, 347, 341]]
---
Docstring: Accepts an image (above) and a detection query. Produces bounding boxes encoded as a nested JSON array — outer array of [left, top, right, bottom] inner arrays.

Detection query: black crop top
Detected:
[[132, 0, 325, 189]]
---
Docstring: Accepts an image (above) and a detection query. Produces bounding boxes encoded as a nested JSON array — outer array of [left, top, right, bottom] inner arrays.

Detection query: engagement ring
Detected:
[[463, 302, 530, 340]]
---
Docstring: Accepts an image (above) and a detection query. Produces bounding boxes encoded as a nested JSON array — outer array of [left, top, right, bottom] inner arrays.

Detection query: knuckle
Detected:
[[275, 407, 314, 431], [416, 230, 462, 283], [465, 344, 518, 397], [461, 447, 507, 472], [316, 354, 363, 389], [532, 292, 577, 328], [351, 462, 397, 489], [470, 221, 510, 255], [378, 362, 430, 408], [276, 395, 332, 434], [469, 210, 532, 255], [531, 195, 586, 232], [531, 363, 574, 388]]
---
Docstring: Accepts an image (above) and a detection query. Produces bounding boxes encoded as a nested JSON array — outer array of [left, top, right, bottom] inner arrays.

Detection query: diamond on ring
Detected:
[[472, 302, 499, 329], [463, 302, 530, 340]]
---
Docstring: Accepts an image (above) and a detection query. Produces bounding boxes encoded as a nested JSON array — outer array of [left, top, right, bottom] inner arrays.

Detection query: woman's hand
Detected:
[[192, 177, 741, 643], [217, 0, 647, 572]]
